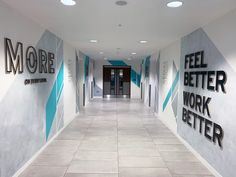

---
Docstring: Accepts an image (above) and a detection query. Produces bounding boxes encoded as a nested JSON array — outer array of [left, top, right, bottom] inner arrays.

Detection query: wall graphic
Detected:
[[94, 78, 103, 97], [108, 60, 141, 87], [75, 51, 80, 112], [162, 62, 179, 116], [84, 55, 90, 82], [178, 28, 236, 177], [144, 56, 150, 78], [93, 59, 142, 98], [154, 53, 160, 113], [83, 55, 90, 105], [0, 30, 64, 177]]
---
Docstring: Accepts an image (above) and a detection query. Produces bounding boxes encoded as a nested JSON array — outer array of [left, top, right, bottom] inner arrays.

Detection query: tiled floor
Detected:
[[20, 99, 214, 177]]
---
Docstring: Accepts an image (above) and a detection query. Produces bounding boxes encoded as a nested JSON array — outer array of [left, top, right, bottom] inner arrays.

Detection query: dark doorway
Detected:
[[103, 66, 131, 98]]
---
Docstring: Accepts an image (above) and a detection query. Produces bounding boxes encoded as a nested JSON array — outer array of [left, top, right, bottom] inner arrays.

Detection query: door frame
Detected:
[[103, 65, 131, 98]]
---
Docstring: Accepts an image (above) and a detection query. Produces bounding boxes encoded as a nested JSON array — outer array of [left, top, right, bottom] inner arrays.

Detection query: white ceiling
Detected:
[[2, 0, 236, 60]]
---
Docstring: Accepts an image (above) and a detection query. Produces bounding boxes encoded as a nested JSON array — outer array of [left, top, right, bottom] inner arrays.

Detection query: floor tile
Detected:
[[49, 140, 81, 147], [19, 166, 67, 177], [166, 162, 212, 175], [119, 147, 160, 157], [153, 138, 182, 145], [74, 151, 117, 161], [119, 168, 172, 177], [173, 175, 214, 177], [160, 152, 198, 162], [41, 146, 78, 155], [119, 156, 166, 167], [32, 153, 74, 166], [20, 99, 214, 177], [67, 160, 118, 173], [156, 144, 188, 152], [65, 174, 118, 177], [118, 141, 156, 148]]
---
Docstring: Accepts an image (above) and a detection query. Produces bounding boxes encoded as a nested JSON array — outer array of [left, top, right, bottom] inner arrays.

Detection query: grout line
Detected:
[[12, 113, 77, 177], [142, 115, 174, 177], [63, 113, 94, 177], [116, 99, 120, 177]]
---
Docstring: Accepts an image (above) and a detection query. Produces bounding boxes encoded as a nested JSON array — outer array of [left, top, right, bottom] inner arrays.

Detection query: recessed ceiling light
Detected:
[[139, 40, 148, 44], [61, 0, 76, 6], [167, 1, 183, 8], [115, 0, 128, 6], [90, 39, 98, 43], [131, 52, 137, 55]]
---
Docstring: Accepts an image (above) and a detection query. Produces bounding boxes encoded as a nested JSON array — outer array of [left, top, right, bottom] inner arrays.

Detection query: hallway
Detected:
[[20, 99, 213, 177]]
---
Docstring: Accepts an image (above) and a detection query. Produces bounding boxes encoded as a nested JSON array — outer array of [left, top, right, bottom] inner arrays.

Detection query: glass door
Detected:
[[103, 66, 131, 98], [117, 69, 124, 95], [110, 69, 115, 95]]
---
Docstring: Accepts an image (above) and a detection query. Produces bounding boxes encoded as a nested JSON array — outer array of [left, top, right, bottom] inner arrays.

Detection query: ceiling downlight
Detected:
[[167, 1, 183, 8], [116, 1, 128, 6], [139, 40, 148, 44], [90, 39, 98, 43], [61, 0, 76, 6]]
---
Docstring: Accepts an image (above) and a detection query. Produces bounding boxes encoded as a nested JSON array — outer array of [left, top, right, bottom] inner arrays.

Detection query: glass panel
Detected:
[[118, 69, 123, 95], [110, 69, 115, 95]]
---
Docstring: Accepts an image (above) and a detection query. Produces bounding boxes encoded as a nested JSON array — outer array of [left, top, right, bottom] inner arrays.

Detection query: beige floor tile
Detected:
[[41, 146, 78, 155], [119, 147, 160, 157], [65, 174, 118, 177], [119, 168, 172, 177], [160, 152, 198, 162], [20, 99, 214, 177], [19, 166, 67, 177], [74, 151, 117, 161], [166, 162, 212, 175], [67, 160, 118, 173], [49, 140, 81, 147], [153, 138, 182, 145], [32, 153, 73, 166], [156, 144, 188, 152], [119, 156, 166, 167]]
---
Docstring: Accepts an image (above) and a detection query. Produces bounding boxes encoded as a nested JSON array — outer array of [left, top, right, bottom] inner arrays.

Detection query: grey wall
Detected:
[[0, 2, 77, 177], [178, 28, 236, 177], [154, 9, 236, 177]]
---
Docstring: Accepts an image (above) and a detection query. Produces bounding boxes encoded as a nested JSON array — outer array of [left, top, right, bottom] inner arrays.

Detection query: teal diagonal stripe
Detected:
[[108, 60, 141, 87], [162, 71, 179, 111], [46, 62, 64, 140]]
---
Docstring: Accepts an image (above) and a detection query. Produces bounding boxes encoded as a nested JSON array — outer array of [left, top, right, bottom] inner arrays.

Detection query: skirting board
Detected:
[[12, 113, 78, 177], [154, 112, 222, 177]]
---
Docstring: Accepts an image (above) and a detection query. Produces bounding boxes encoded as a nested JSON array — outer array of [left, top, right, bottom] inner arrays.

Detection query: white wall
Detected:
[[142, 57, 150, 107], [64, 42, 77, 124], [77, 51, 94, 106], [158, 40, 180, 133], [203, 9, 236, 70], [149, 53, 158, 109], [88, 59, 94, 100], [142, 53, 159, 109], [77, 51, 84, 108], [0, 1, 44, 102]]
